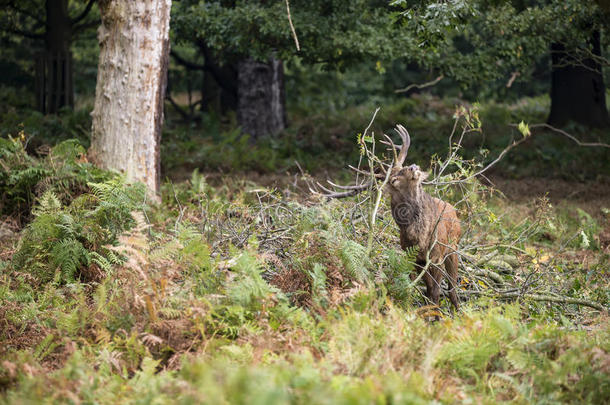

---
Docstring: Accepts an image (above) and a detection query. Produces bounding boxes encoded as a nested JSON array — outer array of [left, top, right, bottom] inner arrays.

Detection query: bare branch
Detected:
[[511, 122, 610, 148], [506, 71, 520, 88], [348, 165, 383, 178], [314, 180, 370, 198], [166, 93, 192, 121], [366, 160, 393, 254], [70, 0, 96, 25], [429, 134, 529, 186], [326, 180, 370, 190], [284, 0, 300, 51], [463, 291, 606, 312], [395, 75, 444, 94], [170, 50, 206, 71]]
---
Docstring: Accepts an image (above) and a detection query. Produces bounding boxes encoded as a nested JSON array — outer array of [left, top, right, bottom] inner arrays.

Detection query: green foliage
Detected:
[[338, 239, 371, 284], [1, 0, 609, 400], [391, 0, 607, 94], [0, 136, 110, 221], [172, 0, 403, 65], [12, 178, 145, 285], [163, 126, 287, 172], [308, 263, 329, 307], [0, 135, 46, 219], [1, 102, 609, 404], [2, 302, 608, 404], [0, 107, 93, 146], [227, 251, 280, 309], [383, 247, 418, 304], [163, 94, 610, 179]]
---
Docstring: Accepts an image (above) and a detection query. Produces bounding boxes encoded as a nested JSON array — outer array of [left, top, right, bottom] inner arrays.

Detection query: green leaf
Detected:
[[517, 120, 531, 137]]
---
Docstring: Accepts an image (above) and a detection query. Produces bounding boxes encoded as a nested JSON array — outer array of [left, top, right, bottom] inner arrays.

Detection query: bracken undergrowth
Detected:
[[0, 107, 608, 404]]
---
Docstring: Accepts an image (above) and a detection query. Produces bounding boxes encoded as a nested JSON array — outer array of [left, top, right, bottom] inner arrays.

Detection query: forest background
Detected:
[[0, 1, 609, 403]]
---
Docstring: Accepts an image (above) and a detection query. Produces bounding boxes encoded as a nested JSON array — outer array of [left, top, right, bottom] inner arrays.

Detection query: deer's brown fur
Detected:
[[320, 124, 461, 312], [386, 164, 461, 311]]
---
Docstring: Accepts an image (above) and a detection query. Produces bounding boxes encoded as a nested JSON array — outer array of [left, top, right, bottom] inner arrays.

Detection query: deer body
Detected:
[[387, 165, 460, 311], [321, 124, 461, 312]]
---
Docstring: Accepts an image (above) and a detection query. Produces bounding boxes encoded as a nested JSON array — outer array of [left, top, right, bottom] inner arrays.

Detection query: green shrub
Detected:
[[12, 178, 145, 285], [0, 137, 109, 221], [0, 107, 92, 146]]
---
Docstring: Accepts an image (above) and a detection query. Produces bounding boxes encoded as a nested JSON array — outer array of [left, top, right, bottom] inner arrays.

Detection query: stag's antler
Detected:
[[381, 124, 411, 170], [313, 124, 412, 199], [313, 179, 372, 198], [395, 124, 411, 168]]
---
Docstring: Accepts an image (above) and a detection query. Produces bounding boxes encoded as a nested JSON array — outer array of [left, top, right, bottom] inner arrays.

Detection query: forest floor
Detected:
[[1, 96, 609, 403]]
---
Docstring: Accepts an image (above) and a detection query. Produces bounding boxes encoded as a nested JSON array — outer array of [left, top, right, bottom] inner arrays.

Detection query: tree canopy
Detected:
[[391, 0, 608, 88], [172, 0, 406, 67]]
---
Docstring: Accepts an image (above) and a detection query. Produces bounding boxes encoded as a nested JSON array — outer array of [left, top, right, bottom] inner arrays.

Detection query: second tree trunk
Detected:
[[237, 58, 286, 139]]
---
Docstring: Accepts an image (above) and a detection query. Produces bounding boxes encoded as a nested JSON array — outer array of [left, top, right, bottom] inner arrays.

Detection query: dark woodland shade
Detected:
[[549, 30, 610, 128], [36, 51, 74, 114]]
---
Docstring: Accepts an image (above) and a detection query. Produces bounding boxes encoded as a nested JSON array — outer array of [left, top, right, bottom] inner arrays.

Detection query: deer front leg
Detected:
[[444, 252, 460, 312], [422, 268, 441, 322], [414, 258, 441, 306], [423, 266, 441, 307], [411, 259, 426, 281]]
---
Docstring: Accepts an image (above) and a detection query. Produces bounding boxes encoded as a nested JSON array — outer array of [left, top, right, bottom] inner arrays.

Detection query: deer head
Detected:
[[379, 125, 428, 198], [388, 164, 429, 192]]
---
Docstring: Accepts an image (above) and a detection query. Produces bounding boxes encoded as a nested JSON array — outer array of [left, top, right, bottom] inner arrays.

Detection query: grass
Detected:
[[1, 96, 609, 404]]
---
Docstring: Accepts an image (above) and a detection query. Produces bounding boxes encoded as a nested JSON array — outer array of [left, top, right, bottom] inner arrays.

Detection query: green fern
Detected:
[[89, 251, 113, 273], [1, 137, 118, 220], [339, 240, 371, 283], [50, 238, 89, 282], [309, 263, 328, 307], [383, 247, 418, 304], [32, 191, 62, 216], [12, 177, 144, 285], [228, 252, 278, 308]]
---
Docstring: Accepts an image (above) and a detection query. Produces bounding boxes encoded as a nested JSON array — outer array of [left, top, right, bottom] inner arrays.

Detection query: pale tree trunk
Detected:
[[237, 57, 286, 139], [90, 0, 172, 196]]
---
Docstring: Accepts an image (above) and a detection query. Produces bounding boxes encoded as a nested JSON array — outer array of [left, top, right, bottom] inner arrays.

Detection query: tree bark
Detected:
[[90, 0, 172, 196], [237, 57, 286, 139], [548, 31, 610, 128]]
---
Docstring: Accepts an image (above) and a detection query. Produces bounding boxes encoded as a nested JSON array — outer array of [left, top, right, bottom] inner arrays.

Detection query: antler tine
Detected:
[[348, 165, 386, 178], [395, 124, 411, 168], [315, 181, 370, 198], [327, 180, 371, 190], [382, 133, 399, 165]]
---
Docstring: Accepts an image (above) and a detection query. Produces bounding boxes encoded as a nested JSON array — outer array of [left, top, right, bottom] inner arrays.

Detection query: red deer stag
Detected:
[[320, 125, 461, 311]]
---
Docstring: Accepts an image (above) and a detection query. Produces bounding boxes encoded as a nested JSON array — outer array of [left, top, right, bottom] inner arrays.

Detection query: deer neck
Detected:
[[391, 185, 428, 228], [400, 184, 425, 202]]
